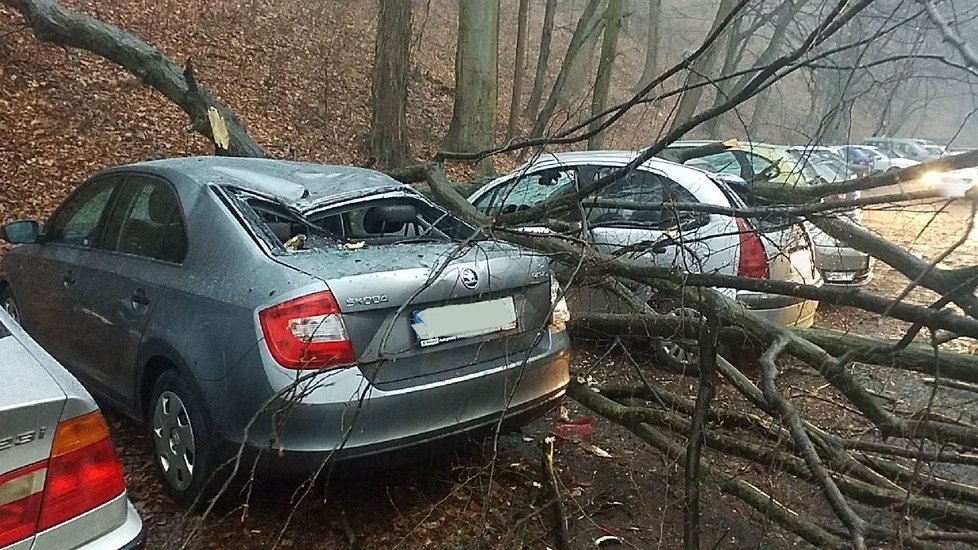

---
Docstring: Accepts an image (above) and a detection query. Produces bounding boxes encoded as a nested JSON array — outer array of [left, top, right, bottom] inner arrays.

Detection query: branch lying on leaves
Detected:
[[8, 0, 264, 157]]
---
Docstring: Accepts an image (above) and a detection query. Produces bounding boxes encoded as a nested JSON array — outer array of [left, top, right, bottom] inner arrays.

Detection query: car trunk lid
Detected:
[[273, 241, 553, 389]]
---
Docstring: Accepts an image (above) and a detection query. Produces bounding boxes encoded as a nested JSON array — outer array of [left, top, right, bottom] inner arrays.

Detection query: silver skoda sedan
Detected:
[[0, 157, 570, 505]]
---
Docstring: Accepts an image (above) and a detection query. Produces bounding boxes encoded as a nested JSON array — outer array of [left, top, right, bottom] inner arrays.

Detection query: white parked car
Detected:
[[0, 308, 144, 549], [468, 151, 822, 369], [836, 144, 919, 174]]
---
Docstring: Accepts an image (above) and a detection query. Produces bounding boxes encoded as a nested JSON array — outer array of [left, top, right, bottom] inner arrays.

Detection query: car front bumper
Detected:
[[222, 331, 571, 475], [815, 244, 875, 286]]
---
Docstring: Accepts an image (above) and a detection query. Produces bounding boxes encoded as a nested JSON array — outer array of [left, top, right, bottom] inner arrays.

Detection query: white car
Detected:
[[468, 151, 822, 368], [836, 144, 918, 173], [0, 308, 144, 549]]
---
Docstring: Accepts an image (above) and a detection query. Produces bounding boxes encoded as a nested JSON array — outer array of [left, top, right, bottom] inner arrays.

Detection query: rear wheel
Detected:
[[148, 370, 217, 508], [1, 287, 20, 324], [651, 306, 703, 375]]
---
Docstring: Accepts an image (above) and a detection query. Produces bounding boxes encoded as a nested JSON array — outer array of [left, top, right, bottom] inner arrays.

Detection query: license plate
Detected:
[[412, 297, 518, 347]]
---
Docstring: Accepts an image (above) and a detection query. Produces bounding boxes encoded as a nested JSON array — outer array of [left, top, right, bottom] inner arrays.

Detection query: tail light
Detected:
[[736, 218, 769, 279], [0, 411, 125, 547], [550, 275, 570, 331], [259, 290, 356, 369]]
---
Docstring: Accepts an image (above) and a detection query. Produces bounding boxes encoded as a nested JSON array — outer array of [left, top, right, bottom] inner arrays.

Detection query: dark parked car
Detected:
[[0, 308, 144, 549], [0, 157, 571, 505]]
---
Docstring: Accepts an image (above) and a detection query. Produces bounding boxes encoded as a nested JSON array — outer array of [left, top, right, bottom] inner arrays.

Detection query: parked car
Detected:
[[467, 151, 821, 369], [661, 140, 810, 189], [661, 141, 875, 287], [861, 137, 940, 162], [0, 308, 144, 549], [787, 147, 875, 286], [0, 157, 571, 505], [831, 145, 873, 177], [835, 144, 918, 174]]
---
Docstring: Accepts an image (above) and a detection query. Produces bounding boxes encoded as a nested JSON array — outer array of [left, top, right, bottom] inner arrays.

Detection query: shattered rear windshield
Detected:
[[227, 188, 477, 251]]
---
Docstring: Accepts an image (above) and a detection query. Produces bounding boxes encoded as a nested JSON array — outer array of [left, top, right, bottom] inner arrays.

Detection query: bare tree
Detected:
[[444, 0, 499, 173], [588, 0, 623, 149], [526, 0, 556, 122], [668, 0, 740, 134], [529, 0, 604, 141], [367, 0, 412, 169], [506, 0, 531, 141], [636, 0, 662, 91]]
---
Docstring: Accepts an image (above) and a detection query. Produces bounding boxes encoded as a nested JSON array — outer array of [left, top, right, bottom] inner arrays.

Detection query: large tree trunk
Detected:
[[6, 0, 264, 157], [588, 0, 623, 150], [506, 0, 531, 141], [700, 16, 742, 138], [368, 0, 412, 170], [444, 0, 499, 174], [635, 0, 662, 91], [525, 0, 556, 122], [667, 0, 739, 134], [529, 0, 605, 141]]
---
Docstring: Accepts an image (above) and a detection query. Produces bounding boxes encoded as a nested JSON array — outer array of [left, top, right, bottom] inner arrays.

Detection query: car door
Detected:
[[580, 166, 711, 270], [70, 173, 188, 405], [12, 175, 122, 370]]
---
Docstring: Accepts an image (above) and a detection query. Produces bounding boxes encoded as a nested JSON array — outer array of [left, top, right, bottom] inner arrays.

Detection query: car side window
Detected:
[[743, 153, 774, 179], [100, 175, 188, 263], [584, 167, 704, 229], [472, 168, 576, 216], [45, 176, 119, 247]]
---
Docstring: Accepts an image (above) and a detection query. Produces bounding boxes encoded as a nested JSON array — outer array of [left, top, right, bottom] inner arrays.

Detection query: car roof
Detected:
[[99, 157, 405, 208], [486, 150, 731, 206]]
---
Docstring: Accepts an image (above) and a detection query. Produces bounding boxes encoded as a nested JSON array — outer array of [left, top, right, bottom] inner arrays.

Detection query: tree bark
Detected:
[[701, 15, 743, 138], [506, 0, 530, 142], [667, 0, 739, 134], [7, 0, 264, 157], [636, 0, 662, 91], [588, 0, 623, 150], [525, 0, 556, 122], [529, 0, 604, 141], [368, 0, 413, 170], [444, 0, 499, 174]]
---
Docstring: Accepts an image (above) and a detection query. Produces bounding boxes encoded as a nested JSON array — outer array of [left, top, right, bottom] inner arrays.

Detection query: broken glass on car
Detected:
[[226, 187, 477, 252]]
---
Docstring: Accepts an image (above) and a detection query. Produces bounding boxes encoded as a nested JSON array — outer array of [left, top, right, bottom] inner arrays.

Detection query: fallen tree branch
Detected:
[[8, 0, 265, 157]]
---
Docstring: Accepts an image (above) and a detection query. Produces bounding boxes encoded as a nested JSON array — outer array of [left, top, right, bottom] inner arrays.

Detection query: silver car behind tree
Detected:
[[467, 151, 821, 369], [0, 158, 571, 506], [0, 309, 144, 549]]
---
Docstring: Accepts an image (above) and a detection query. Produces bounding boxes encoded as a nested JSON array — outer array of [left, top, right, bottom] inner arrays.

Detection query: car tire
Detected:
[[148, 370, 219, 509], [1, 286, 21, 324], [650, 305, 703, 375]]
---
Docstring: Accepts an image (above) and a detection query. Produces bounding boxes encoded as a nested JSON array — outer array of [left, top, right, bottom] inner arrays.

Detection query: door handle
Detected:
[[131, 289, 150, 306], [62, 272, 76, 286]]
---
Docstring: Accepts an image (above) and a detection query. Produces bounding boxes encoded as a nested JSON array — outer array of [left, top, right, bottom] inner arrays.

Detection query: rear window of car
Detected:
[[227, 188, 475, 251]]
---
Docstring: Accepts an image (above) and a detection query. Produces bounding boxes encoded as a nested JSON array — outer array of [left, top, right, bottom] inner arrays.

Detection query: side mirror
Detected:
[[1, 220, 40, 244]]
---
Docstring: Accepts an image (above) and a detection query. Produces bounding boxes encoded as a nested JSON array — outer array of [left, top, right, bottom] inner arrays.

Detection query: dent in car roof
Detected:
[[99, 156, 405, 207]]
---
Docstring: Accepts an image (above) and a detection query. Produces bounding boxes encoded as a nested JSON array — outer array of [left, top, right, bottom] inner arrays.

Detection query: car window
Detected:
[[45, 176, 119, 247], [100, 175, 188, 263], [234, 189, 474, 250], [583, 167, 705, 229], [472, 168, 575, 215], [686, 152, 741, 177], [743, 153, 773, 179]]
